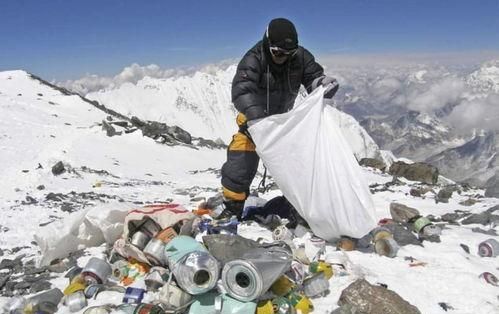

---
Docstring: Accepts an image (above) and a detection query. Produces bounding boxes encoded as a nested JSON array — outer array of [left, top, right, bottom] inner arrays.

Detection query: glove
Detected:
[[311, 76, 339, 105]]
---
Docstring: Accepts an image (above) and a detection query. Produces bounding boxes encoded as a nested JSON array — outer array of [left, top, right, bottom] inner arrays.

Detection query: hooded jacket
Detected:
[[231, 35, 324, 121]]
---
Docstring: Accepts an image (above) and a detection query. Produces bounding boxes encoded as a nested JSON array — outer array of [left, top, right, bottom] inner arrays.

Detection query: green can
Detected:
[[413, 216, 432, 233]]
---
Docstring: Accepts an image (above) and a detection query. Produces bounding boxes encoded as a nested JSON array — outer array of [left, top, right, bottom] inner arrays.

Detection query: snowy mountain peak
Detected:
[[467, 60, 499, 93]]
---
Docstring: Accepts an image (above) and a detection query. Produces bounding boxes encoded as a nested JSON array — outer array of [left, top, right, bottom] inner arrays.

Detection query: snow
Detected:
[[1, 70, 499, 313]]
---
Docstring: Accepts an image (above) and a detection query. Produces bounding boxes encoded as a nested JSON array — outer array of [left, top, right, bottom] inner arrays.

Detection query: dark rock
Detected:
[[486, 205, 499, 214], [14, 281, 32, 290], [102, 120, 122, 137], [389, 161, 439, 184], [0, 258, 19, 270], [484, 173, 499, 197], [60, 202, 75, 213], [438, 302, 454, 311], [24, 266, 47, 276], [338, 279, 421, 314], [471, 227, 497, 236], [459, 198, 478, 206], [461, 211, 499, 225], [427, 215, 440, 222], [460, 244, 470, 254], [389, 203, 420, 223], [51, 161, 65, 175], [409, 188, 422, 197], [0, 249, 3, 256], [436, 186, 456, 203], [45, 192, 65, 201], [24, 195, 38, 204], [0, 274, 10, 290], [384, 223, 422, 247], [441, 213, 460, 222], [29, 280, 52, 293], [37, 185, 45, 190], [359, 158, 387, 172], [111, 121, 129, 128]]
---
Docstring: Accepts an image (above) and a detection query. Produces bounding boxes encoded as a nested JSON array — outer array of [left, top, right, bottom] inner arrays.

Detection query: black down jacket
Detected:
[[232, 39, 324, 121]]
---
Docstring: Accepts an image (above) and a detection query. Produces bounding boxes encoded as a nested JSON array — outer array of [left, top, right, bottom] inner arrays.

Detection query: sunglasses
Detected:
[[269, 46, 297, 58]]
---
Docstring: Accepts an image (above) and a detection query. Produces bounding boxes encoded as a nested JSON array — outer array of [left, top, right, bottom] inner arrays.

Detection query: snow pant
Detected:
[[221, 113, 260, 202]]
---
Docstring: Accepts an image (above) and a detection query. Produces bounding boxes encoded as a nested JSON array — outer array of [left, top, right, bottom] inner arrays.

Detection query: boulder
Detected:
[[51, 161, 65, 176], [359, 158, 387, 172], [389, 161, 439, 184], [461, 211, 499, 226], [389, 203, 420, 223], [338, 279, 421, 314]]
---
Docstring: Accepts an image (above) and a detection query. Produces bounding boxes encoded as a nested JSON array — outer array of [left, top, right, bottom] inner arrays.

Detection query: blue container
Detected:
[[123, 287, 145, 304]]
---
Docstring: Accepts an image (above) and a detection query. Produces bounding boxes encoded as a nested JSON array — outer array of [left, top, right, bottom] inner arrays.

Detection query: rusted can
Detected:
[[336, 237, 356, 251], [371, 227, 393, 242], [478, 238, 499, 257]]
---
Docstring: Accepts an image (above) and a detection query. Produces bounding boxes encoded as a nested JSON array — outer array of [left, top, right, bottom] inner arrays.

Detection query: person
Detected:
[[208, 18, 339, 218]]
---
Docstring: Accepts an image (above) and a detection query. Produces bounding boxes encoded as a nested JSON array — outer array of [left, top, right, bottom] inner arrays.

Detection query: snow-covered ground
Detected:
[[1, 70, 499, 313]]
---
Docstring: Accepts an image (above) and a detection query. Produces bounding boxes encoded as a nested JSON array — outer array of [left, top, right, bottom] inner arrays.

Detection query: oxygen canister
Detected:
[[412, 217, 432, 233], [370, 227, 393, 242], [165, 236, 219, 295], [478, 238, 499, 257], [82, 257, 112, 285], [222, 247, 292, 302], [374, 238, 400, 258], [130, 231, 151, 250], [287, 292, 313, 314], [479, 272, 499, 286], [143, 238, 166, 266], [308, 261, 333, 280], [63, 291, 87, 312]]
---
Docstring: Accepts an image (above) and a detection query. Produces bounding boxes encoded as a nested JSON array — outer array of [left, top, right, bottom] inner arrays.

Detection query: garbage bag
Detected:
[[248, 86, 377, 240]]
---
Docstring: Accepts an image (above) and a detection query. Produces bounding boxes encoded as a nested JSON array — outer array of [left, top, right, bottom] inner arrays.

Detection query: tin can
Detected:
[[303, 272, 329, 298], [336, 237, 356, 251], [273, 225, 294, 242], [374, 238, 400, 258], [64, 291, 87, 312], [123, 287, 146, 304], [139, 218, 162, 238], [116, 304, 137, 314], [155, 227, 177, 244], [270, 275, 296, 296], [272, 297, 296, 314], [371, 227, 393, 242], [256, 300, 273, 314], [412, 217, 432, 233], [478, 238, 499, 257], [287, 292, 313, 314], [111, 260, 129, 281], [308, 261, 333, 279], [28, 288, 64, 314], [133, 303, 164, 314], [130, 231, 151, 250], [143, 238, 166, 266], [157, 282, 193, 309], [82, 257, 112, 285], [479, 272, 499, 286]]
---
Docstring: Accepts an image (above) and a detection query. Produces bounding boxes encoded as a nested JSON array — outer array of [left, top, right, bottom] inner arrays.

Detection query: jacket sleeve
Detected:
[[302, 48, 324, 93], [231, 51, 265, 121]]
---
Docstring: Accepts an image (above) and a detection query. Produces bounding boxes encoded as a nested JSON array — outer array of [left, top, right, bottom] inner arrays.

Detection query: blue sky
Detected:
[[1, 0, 499, 80]]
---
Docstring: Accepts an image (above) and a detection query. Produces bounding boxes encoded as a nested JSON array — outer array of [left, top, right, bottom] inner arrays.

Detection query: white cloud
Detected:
[[445, 94, 499, 132], [407, 76, 466, 112]]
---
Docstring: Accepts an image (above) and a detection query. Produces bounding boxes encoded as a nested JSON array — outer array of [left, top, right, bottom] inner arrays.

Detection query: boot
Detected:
[[218, 200, 244, 220]]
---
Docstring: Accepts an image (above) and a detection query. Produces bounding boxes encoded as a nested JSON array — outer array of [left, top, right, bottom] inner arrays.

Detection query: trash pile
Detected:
[[3, 196, 498, 314]]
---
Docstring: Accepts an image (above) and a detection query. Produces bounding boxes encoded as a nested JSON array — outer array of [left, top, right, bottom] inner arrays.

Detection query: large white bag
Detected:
[[249, 86, 377, 240]]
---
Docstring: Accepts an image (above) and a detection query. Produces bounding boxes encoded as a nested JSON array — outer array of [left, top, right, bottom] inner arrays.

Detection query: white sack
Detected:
[[34, 204, 129, 266], [249, 86, 377, 240]]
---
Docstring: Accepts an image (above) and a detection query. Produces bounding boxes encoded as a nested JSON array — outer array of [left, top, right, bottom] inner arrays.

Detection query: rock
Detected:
[[440, 213, 460, 222], [359, 158, 386, 172], [167, 125, 191, 144], [461, 211, 499, 225], [14, 281, 32, 290], [51, 161, 65, 176], [459, 198, 478, 206], [460, 244, 470, 254], [384, 223, 422, 247], [102, 120, 122, 137], [389, 203, 420, 223], [409, 188, 422, 197], [0, 258, 20, 270], [36, 185, 45, 190], [0, 274, 10, 290], [45, 192, 65, 201], [471, 227, 497, 236], [484, 173, 499, 197], [60, 202, 76, 213], [389, 161, 439, 184], [338, 279, 421, 314], [486, 205, 499, 214], [436, 186, 455, 203], [29, 280, 52, 293], [23, 195, 37, 205]]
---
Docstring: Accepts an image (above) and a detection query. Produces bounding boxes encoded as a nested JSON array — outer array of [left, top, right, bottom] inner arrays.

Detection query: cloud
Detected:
[[58, 59, 237, 95], [407, 76, 466, 112], [445, 94, 499, 132]]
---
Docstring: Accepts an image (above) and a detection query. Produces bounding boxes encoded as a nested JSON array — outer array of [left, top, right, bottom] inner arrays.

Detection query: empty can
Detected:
[[82, 257, 112, 285], [478, 238, 499, 257]]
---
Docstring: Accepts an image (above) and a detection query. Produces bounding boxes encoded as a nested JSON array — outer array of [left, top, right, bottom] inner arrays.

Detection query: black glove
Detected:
[[312, 76, 339, 104]]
